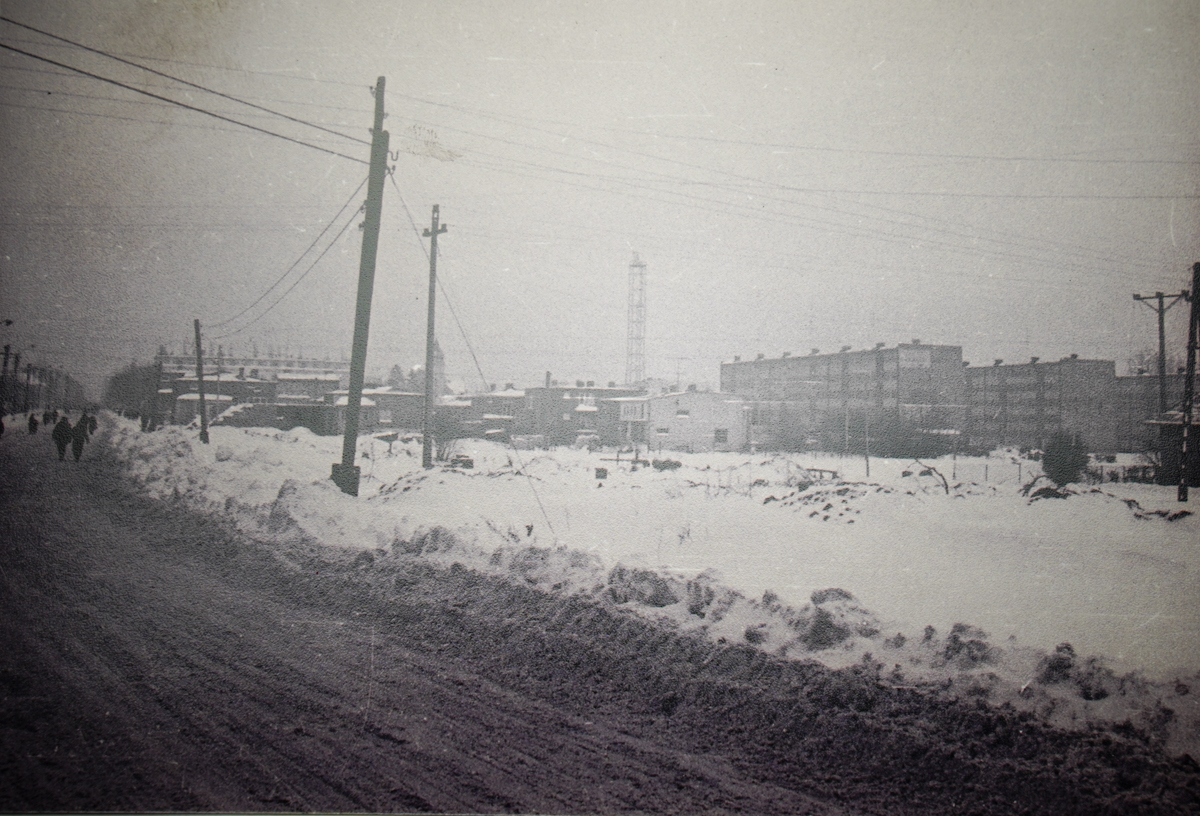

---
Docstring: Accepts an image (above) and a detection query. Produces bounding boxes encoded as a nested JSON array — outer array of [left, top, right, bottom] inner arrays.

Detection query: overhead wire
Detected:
[[209, 175, 369, 329], [0, 16, 369, 145], [391, 90, 1200, 168], [0, 41, 367, 164], [396, 115, 1173, 275], [209, 191, 365, 341], [388, 104, 1184, 272]]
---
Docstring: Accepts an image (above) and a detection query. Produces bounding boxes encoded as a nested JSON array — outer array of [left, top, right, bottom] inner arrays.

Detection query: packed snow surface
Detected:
[[109, 418, 1198, 683]]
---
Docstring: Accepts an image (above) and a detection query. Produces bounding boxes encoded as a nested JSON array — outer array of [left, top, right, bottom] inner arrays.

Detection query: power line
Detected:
[[0, 16, 369, 145], [392, 90, 1200, 168], [0, 41, 366, 164], [0, 85, 364, 143], [210, 176, 369, 329], [393, 114, 1175, 273], [209, 200, 363, 340]]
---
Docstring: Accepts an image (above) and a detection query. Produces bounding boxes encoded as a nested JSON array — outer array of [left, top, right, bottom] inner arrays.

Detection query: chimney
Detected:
[[874, 342, 885, 350], [911, 338, 921, 345], [840, 345, 851, 353], [576, 380, 585, 388], [993, 359, 1003, 367], [607, 381, 616, 388], [733, 355, 741, 362], [756, 353, 765, 360], [782, 351, 790, 358], [505, 382, 514, 390], [545, 370, 551, 388], [1030, 356, 1039, 365], [586, 380, 595, 388], [1069, 353, 1078, 360], [810, 348, 820, 355]]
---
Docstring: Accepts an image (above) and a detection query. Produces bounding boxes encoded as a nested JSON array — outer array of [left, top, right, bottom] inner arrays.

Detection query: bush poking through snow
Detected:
[[607, 565, 678, 607], [1042, 432, 1089, 487], [942, 623, 996, 666]]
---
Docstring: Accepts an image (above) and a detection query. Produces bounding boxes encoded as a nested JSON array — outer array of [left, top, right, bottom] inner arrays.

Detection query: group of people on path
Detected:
[[10, 408, 97, 461]]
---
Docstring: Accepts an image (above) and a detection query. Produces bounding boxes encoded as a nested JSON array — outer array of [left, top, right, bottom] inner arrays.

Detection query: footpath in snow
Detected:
[[105, 415, 1200, 757]]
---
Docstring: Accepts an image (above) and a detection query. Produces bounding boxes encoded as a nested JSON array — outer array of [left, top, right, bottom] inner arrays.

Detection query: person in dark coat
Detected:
[[70, 415, 88, 461], [27, 413, 38, 434], [88, 413, 97, 436], [52, 415, 71, 460]]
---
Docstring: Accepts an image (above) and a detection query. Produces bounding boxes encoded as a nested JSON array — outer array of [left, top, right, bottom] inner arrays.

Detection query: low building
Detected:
[[173, 392, 234, 424], [521, 381, 646, 446], [363, 387, 425, 429], [646, 390, 749, 453]]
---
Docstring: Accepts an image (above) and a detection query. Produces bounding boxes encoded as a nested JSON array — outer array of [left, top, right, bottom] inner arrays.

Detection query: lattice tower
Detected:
[[626, 253, 646, 385]]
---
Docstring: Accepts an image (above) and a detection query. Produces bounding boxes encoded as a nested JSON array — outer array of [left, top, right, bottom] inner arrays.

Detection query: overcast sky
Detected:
[[1, 0, 1197, 397]]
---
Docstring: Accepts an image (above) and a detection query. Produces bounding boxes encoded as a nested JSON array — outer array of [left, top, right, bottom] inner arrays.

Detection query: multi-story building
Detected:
[[964, 356, 1187, 454], [720, 341, 966, 456]]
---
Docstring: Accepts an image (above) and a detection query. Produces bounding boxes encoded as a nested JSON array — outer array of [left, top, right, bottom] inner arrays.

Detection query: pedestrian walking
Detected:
[[27, 413, 38, 434], [70, 415, 88, 461], [88, 413, 97, 436], [52, 415, 71, 461], [42, 409, 51, 427]]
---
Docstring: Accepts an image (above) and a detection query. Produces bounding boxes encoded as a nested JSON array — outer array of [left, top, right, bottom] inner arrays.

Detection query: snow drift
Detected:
[[106, 416, 1200, 757]]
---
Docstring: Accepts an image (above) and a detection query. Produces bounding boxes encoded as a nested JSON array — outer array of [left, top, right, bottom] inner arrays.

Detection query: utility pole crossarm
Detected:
[[1133, 290, 1187, 416]]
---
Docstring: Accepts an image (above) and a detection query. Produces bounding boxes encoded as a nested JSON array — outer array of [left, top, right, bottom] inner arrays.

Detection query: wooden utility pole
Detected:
[[193, 318, 209, 444], [1177, 264, 1198, 502], [331, 76, 390, 496], [422, 204, 447, 469], [1133, 290, 1187, 415]]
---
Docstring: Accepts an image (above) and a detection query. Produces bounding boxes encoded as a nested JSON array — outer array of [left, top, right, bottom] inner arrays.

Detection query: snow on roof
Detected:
[[575, 403, 599, 412], [334, 396, 375, 407], [363, 388, 423, 397], [176, 393, 233, 401], [276, 372, 341, 381]]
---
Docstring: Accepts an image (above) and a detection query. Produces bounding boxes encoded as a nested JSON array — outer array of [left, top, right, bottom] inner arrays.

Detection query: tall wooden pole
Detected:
[[1177, 263, 1198, 502], [193, 318, 209, 444], [422, 204, 447, 469], [332, 76, 390, 496]]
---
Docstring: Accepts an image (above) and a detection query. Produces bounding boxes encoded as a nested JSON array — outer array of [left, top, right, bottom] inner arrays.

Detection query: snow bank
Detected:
[[106, 416, 1200, 756]]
